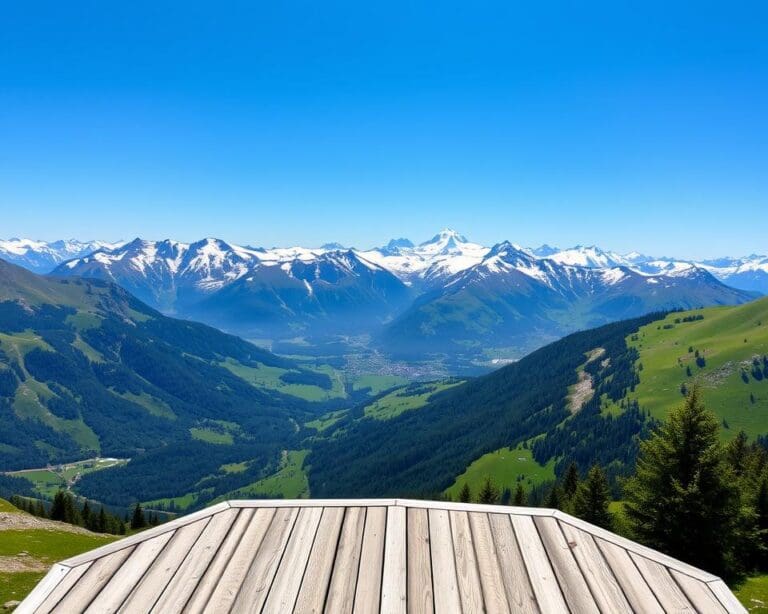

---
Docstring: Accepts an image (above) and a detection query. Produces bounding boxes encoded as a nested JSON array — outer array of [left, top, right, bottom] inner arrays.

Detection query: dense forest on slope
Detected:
[[308, 313, 663, 496]]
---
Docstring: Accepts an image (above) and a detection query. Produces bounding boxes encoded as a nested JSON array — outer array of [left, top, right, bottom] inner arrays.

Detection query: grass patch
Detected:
[[363, 381, 464, 420], [189, 427, 234, 445], [305, 410, 347, 432], [445, 445, 556, 500], [220, 461, 248, 474], [351, 375, 408, 395], [604, 299, 768, 438], [113, 390, 175, 419], [734, 574, 768, 612], [10, 458, 128, 498], [216, 450, 309, 500]]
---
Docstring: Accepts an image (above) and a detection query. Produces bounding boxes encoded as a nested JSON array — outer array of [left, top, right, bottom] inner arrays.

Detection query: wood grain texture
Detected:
[[428, 509, 462, 613], [488, 513, 539, 614], [671, 570, 728, 614], [406, 508, 433, 614], [53, 547, 136, 612], [381, 505, 407, 614], [558, 520, 632, 613], [596, 537, 664, 614], [468, 512, 509, 614], [34, 562, 92, 614], [449, 510, 485, 613], [353, 506, 387, 614], [228, 506, 297, 612], [511, 515, 569, 614], [325, 507, 366, 614], [294, 507, 345, 613], [630, 552, 695, 613], [534, 516, 599, 613], [151, 507, 239, 613]]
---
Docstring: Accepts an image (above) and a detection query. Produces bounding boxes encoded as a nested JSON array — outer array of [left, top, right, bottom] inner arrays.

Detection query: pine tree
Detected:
[[131, 502, 147, 529], [623, 386, 740, 577], [545, 484, 562, 510], [477, 477, 500, 504], [81, 501, 92, 529], [572, 465, 612, 529], [50, 491, 67, 521], [513, 483, 526, 506], [98, 506, 108, 533], [34, 500, 46, 518], [458, 483, 472, 503], [562, 462, 580, 500]]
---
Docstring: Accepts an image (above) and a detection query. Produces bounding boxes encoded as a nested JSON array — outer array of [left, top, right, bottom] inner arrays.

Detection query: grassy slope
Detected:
[[445, 445, 556, 499], [214, 450, 310, 501], [363, 381, 464, 420], [9, 458, 128, 499], [606, 298, 768, 438], [734, 575, 768, 612], [0, 498, 116, 605]]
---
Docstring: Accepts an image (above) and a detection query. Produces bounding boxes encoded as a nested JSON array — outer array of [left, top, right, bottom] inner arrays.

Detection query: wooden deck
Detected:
[[19, 499, 745, 613]]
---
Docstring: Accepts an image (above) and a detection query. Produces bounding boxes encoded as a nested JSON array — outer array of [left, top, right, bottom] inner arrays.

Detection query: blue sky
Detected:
[[1, 1, 766, 258]]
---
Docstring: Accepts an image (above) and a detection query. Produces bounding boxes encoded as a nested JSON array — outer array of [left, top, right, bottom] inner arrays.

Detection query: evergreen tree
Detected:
[[98, 506, 108, 533], [50, 491, 67, 522], [562, 462, 580, 500], [131, 502, 147, 529], [34, 500, 46, 518], [477, 477, 500, 504], [572, 465, 612, 529], [458, 483, 472, 503], [545, 484, 562, 510], [623, 387, 740, 577], [81, 501, 92, 529], [500, 487, 512, 505], [513, 483, 526, 506]]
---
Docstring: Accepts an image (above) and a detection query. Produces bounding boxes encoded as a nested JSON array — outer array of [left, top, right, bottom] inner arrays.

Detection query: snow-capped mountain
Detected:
[[378, 241, 754, 358], [359, 228, 489, 288], [0, 238, 124, 274]]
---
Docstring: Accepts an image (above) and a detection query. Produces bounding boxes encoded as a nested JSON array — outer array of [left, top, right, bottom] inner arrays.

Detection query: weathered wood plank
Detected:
[[468, 512, 509, 614], [671, 570, 728, 614], [596, 537, 664, 614], [325, 507, 366, 614], [34, 562, 92, 614], [708, 579, 748, 613], [428, 509, 461, 613], [534, 516, 599, 613], [488, 514, 539, 614], [381, 505, 407, 614], [449, 510, 485, 613], [200, 507, 277, 612], [84, 531, 175, 613], [353, 506, 387, 614], [558, 520, 632, 613], [228, 506, 297, 612], [510, 514, 569, 613], [294, 507, 346, 613], [184, 508, 255, 613], [119, 517, 210, 612], [630, 552, 695, 613], [262, 506, 324, 613], [150, 507, 239, 613], [406, 508, 433, 614], [54, 547, 135, 612]]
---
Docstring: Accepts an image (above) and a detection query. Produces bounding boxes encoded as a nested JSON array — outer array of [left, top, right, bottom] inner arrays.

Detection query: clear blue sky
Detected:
[[1, 1, 766, 258]]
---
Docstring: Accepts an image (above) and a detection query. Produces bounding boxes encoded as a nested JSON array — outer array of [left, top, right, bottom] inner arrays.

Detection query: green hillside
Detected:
[[605, 298, 768, 438]]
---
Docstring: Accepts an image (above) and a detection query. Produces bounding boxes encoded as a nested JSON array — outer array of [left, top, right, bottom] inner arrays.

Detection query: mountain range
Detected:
[[1, 230, 762, 360]]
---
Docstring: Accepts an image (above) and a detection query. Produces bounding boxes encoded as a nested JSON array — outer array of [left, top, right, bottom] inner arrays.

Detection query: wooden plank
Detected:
[[230, 506, 299, 612], [468, 512, 510, 614], [558, 520, 632, 613], [449, 510, 485, 613], [61, 502, 231, 568], [534, 516, 599, 613], [201, 507, 278, 612], [488, 514, 539, 614], [596, 537, 664, 614], [354, 506, 387, 614], [396, 498, 557, 517], [34, 563, 92, 614], [630, 552, 695, 613], [184, 508, 255, 612], [510, 514, 569, 613], [381, 505, 407, 614], [295, 507, 347, 613], [671, 570, 728, 614], [406, 508, 433, 614], [83, 530, 175, 613], [15, 564, 70, 614], [150, 507, 239, 613], [325, 507, 366, 614], [54, 547, 135, 612], [708, 579, 748, 613], [229, 498, 397, 509], [119, 517, 210, 612], [555, 511, 718, 582], [428, 509, 461, 613], [262, 506, 324, 613]]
